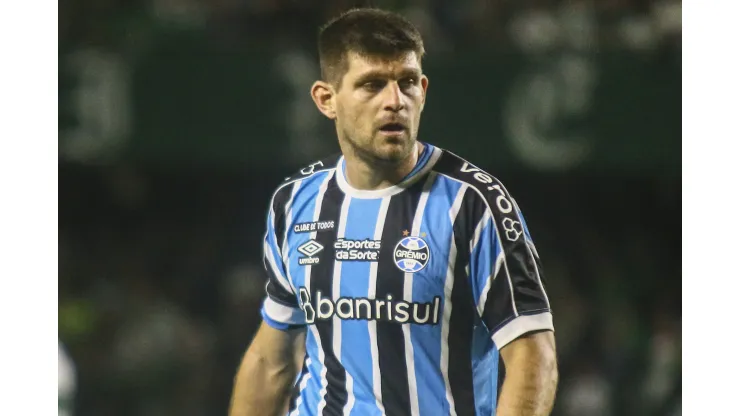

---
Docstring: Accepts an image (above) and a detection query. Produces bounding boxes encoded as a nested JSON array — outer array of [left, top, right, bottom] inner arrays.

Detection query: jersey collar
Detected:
[[335, 142, 442, 199]]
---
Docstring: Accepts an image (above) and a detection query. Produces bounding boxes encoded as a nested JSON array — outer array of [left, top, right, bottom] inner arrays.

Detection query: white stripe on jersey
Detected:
[[438, 173, 520, 317], [441, 184, 468, 416], [281, 181, 303, 296], [289, 358, 313, 416], [470, 210, 490, 255], [309, 171, 334, 415], [282, 180, 302, 266], [512, 198, 550, 309], [264, 239, 295, 294], [404, 173, 437, 416], [332, 195, 356, 416], [368, 197, 391, 415], [263, 297, 304, 324], [492, 312, 554, 349], [477, 251, 505, 318], [466, 210, 491, 277]]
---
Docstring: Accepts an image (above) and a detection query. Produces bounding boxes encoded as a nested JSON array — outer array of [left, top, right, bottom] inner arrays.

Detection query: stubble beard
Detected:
[[341, 128, 416, 168]]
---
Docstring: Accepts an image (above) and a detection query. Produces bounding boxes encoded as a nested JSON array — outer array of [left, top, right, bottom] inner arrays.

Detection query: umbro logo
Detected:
[[298, 240, 323, 265], [298, 240, 323, 256]]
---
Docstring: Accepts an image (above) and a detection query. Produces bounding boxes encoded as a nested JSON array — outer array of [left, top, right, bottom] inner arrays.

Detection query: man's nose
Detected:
[[382, 82, 404, 112]]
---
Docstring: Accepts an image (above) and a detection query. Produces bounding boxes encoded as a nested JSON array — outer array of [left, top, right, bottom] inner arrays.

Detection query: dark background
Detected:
[[58, 1, 681, 415]]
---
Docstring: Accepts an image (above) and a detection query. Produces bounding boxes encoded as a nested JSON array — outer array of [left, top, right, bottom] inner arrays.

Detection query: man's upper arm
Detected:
[[249, 320, 306, 366], [261, 183, 306, 329], [465, 179, 553, 350]]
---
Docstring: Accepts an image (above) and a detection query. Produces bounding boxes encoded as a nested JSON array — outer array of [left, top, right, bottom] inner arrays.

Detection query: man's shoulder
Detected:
[[432, 148, 518, 216], [433, 149, 506, 190], [282, 153, 342, 185], [269, 153, 342, 203]]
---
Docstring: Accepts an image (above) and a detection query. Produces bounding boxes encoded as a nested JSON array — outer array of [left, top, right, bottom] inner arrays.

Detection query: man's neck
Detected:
[[343, 142, 423, 191]]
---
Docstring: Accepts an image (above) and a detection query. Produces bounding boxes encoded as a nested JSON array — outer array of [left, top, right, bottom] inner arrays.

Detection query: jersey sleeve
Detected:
[[260, 186, 306, 329], [468, 189, 553, 350]]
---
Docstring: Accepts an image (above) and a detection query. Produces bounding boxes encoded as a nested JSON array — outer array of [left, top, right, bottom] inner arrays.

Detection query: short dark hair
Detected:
[[318, 8, 425, 88]]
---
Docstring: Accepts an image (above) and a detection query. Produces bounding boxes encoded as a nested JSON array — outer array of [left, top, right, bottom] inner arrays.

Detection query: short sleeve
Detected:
[[260, 185, 306, 328], [468, 190, 553, 350]]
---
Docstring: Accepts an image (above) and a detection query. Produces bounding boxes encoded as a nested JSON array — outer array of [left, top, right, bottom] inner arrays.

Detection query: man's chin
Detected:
[[373, 138, 414, 164]]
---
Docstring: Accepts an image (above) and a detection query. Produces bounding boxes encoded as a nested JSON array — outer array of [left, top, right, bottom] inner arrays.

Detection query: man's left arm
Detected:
[[465, 187, 558, 415], [497, 331, 558, 416]]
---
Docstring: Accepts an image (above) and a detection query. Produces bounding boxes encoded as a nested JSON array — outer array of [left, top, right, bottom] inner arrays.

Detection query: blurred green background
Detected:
[[58, 1, 681, 415]]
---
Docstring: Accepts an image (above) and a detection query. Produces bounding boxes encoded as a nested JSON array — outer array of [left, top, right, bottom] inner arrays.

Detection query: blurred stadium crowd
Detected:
[[58, 1, 681, 415], [60, 0, 681, 52]]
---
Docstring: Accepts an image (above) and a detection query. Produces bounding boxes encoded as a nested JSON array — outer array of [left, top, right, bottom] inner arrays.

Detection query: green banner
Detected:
[[59, 41, 680, 173]]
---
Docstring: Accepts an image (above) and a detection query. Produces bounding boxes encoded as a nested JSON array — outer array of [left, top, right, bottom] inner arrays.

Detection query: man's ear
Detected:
[[311, 80, 337, 120], [420, 75, 429, 113]]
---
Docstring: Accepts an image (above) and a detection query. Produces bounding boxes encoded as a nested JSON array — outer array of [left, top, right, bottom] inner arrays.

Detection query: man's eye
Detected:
[[400, 78, 418, 88], [363, 81, 384, 91]]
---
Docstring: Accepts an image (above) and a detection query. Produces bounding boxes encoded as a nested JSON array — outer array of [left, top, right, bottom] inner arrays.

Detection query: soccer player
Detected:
[[230, 8, 557, 416]]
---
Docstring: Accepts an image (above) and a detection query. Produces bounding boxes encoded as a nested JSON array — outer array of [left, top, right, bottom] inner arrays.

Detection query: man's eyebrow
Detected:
[[353, 70, 388, 85], [397, 68, 422, 79], [353, 68, 422, 85]]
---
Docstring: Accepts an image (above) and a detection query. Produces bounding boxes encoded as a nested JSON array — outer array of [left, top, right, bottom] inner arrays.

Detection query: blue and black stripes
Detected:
[[258, 145, 553, 416]]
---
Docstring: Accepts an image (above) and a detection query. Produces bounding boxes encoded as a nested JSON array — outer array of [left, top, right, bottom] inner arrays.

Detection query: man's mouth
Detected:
[[379, 123, 406, 133]]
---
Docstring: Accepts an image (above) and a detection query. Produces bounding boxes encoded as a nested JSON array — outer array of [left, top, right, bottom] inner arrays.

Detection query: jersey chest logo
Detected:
[[297, 240, 323, 265], [393, 237, 430, 273]]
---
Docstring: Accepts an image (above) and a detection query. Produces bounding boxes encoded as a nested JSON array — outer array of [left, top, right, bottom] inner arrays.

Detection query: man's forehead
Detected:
[[345, 51, 422, 77]]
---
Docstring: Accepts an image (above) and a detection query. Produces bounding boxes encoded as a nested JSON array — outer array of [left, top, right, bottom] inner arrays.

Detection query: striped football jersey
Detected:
[[260, 143, 553, 416]]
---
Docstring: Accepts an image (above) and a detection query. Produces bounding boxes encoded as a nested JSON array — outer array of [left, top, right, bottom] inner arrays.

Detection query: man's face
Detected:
[[333, 51, 428, 164]]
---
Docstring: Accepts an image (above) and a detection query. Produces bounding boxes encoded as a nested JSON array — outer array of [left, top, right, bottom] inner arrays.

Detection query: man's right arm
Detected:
[[231, 182, 308, 415], [229, 321, 306, 416]]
